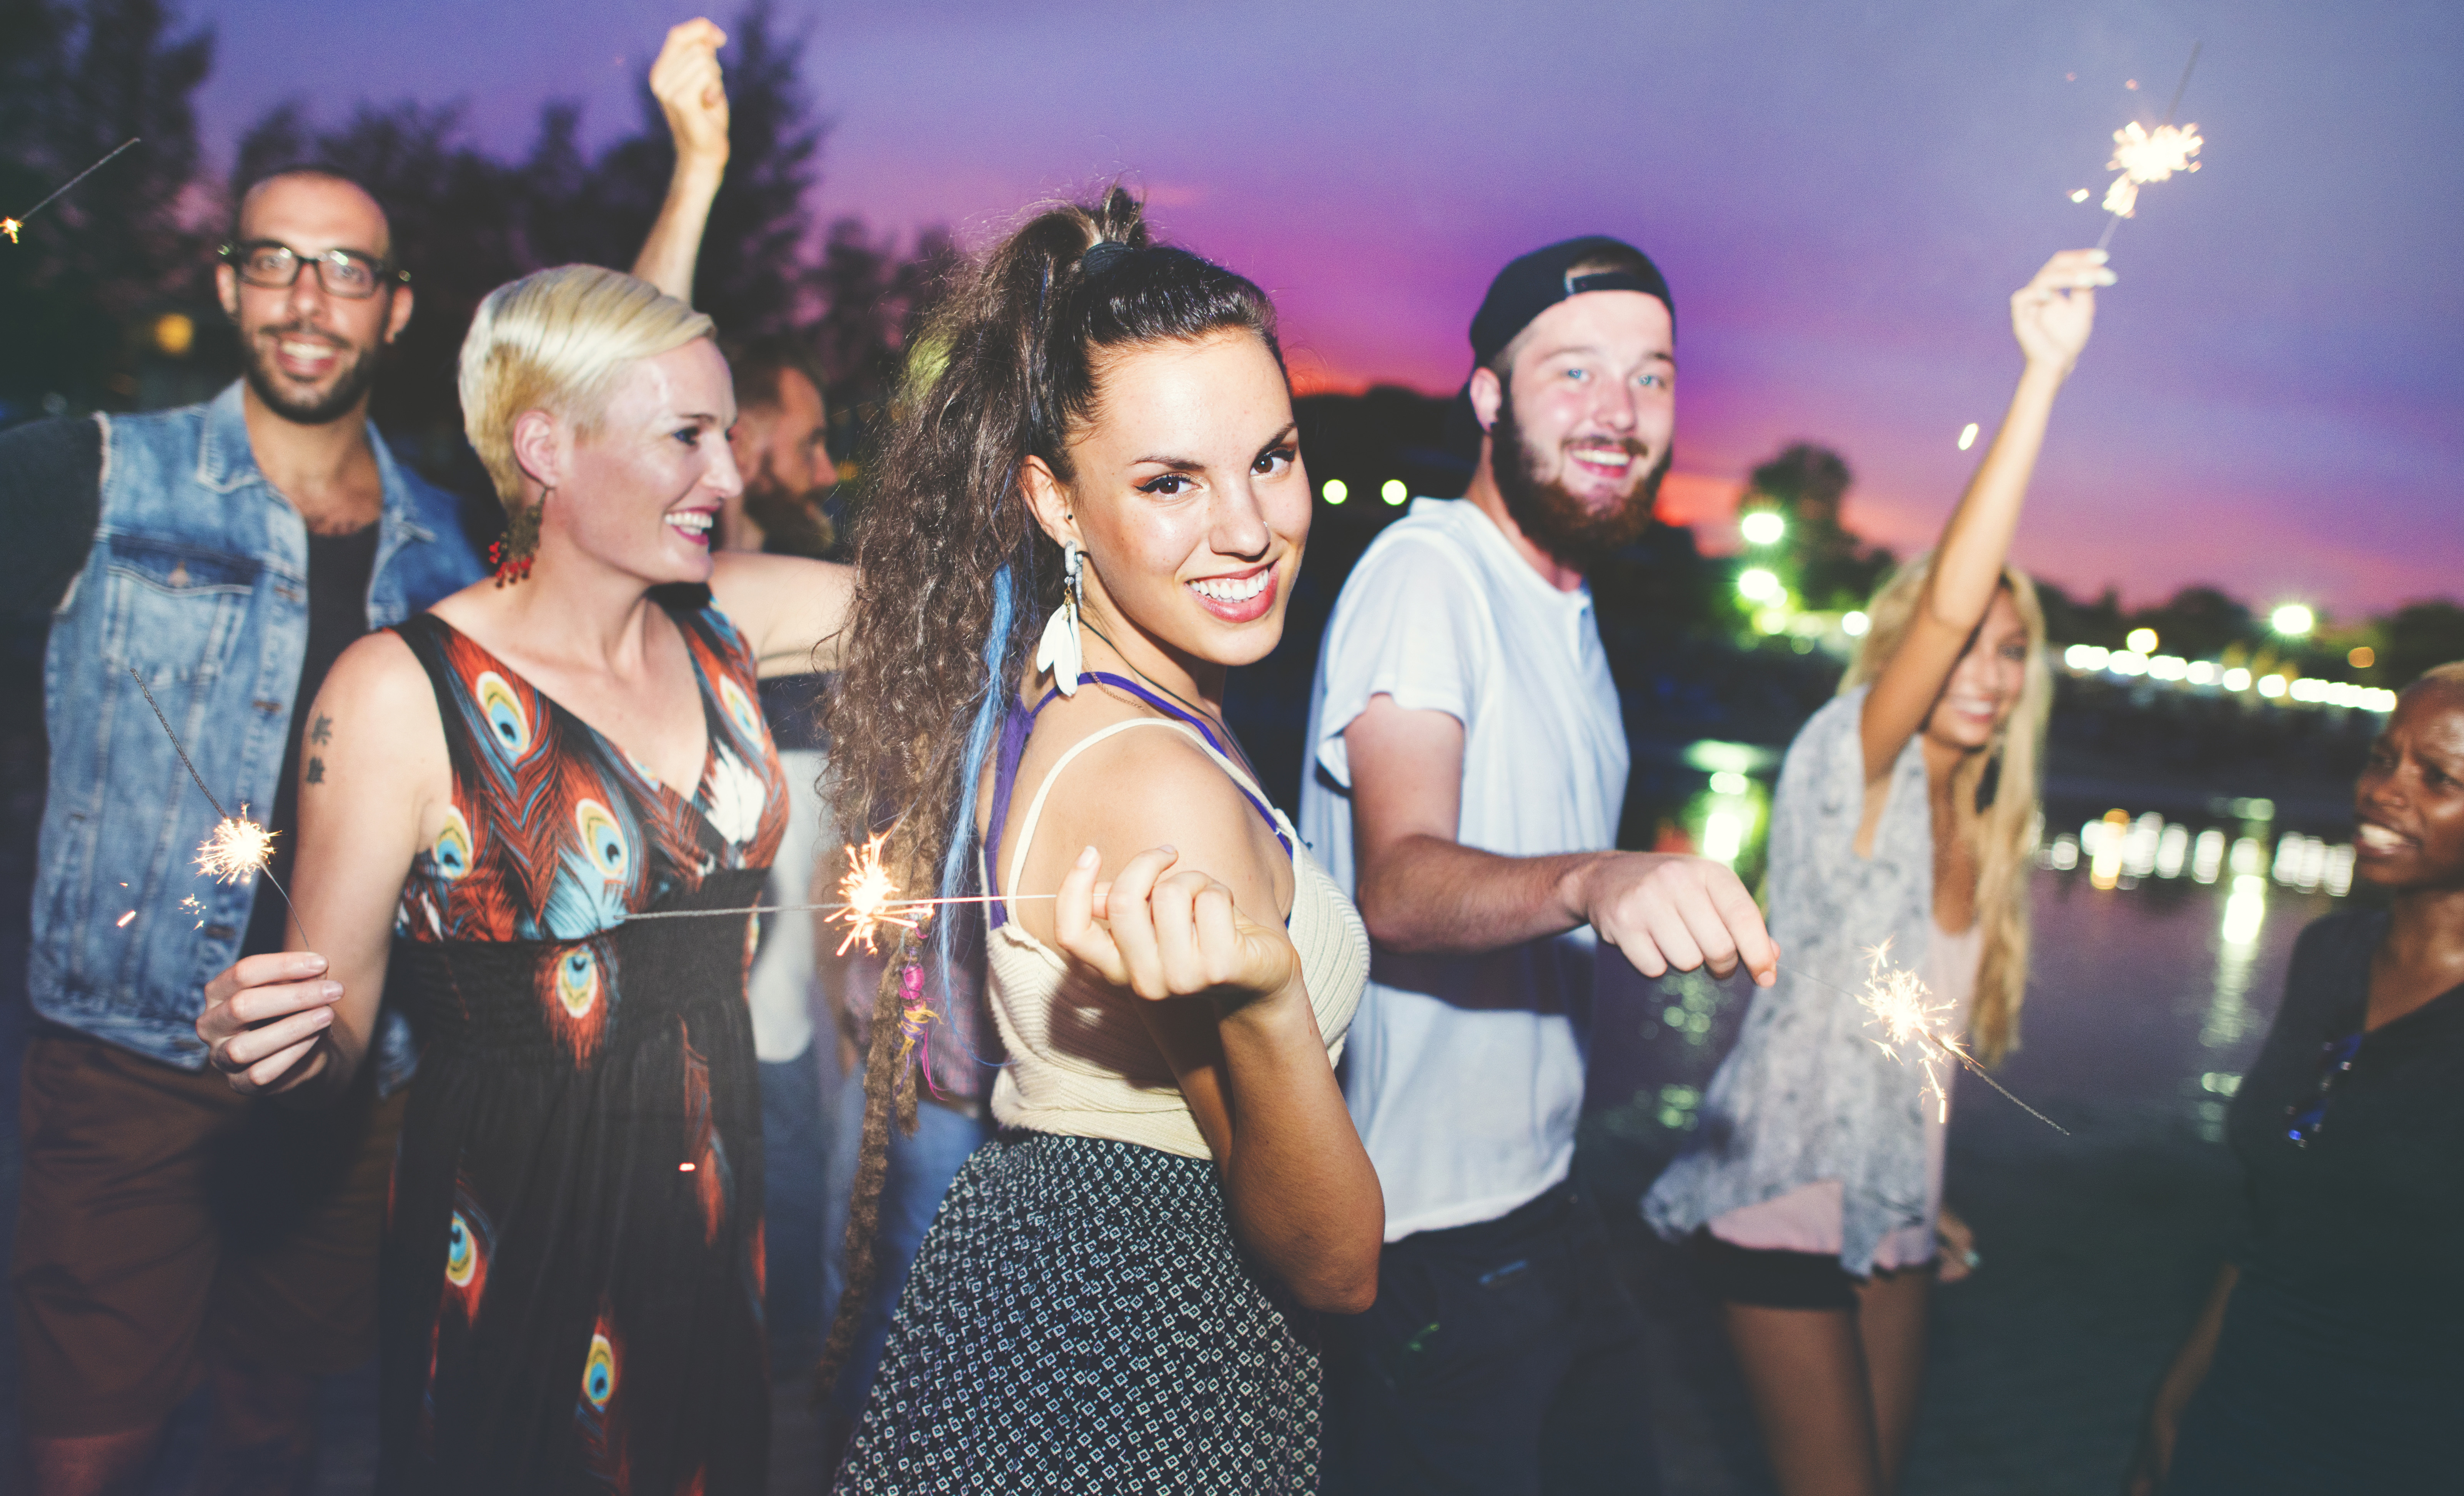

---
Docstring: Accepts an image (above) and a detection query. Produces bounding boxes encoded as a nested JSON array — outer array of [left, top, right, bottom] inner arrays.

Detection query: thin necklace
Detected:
[[1076, 619, 1262, 783]]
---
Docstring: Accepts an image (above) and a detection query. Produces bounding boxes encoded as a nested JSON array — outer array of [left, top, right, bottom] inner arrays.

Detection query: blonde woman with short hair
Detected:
[[1646, 250, 2109, 1496], [195, 264, 852, 1488]]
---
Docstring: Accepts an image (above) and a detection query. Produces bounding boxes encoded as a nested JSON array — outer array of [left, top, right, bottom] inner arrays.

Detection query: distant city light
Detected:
[[2126, 627, 2158, 653], [2190, 828, 2226, 884], [1322, 478, 1348, 505], [1739, 510, 1786, 546], [2349, 645, 2375, 669], [2257, 674, 2288, 698], [1841, 610, 1869, 637], [1380, 479, 1408, 506], [2270, 603, 2315, 636], [1701, 809, 1744, 865], [2223, 667, 2252, 691], [153, 312, 195, 358], [1736, 568, 1781, 602], [2186, 661, 2217, 685], [2221, 875, 2266, 946], [1709, 770, 1750, 796], [1957, 422, 1980, 451]]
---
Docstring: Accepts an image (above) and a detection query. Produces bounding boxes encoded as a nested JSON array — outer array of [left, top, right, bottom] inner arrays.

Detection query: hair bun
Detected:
[[1079, 239, 1135, 276]]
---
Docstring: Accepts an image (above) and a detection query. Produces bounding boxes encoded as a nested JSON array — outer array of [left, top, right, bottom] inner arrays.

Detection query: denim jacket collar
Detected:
[[194, 380, 440, 547]]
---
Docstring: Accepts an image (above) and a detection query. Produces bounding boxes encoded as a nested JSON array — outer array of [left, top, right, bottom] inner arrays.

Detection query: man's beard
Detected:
[[1488, 383, 1667, 564], [742, 471, 837, 559], [240, 324, 384, 426]]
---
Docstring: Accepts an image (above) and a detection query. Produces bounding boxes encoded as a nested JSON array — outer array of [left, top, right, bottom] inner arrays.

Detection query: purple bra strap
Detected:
[[982, 671, 1289, 930]]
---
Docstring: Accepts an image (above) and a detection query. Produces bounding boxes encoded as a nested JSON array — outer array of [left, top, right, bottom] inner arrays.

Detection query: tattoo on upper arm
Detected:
[[305, 757, 325, 786], [309, 713, 333, 746]]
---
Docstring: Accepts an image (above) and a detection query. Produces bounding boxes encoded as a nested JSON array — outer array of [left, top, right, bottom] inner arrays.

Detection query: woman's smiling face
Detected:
[[1032, 330, 1309, 678], [1923, 588, 2032, 752], [544, 338, 742, 586], [2354, 678, 2464, 893]]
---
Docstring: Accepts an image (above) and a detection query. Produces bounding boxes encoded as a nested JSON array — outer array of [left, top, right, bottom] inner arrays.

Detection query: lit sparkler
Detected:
[[196, 811, 278, 884], [831, 833, 922, 956], [3, 137, 141, 245], [2098, 121, 2203, 220], [624, 833, 1059, 935], [1778, 947, 2071, 1135], [127, 667, 311, 946], [1855, 941, 1961, 1123], [2088, 43, 2204, 252]]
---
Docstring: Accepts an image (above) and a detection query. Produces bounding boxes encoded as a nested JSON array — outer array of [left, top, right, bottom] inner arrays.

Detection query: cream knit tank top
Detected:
[[982, 716, 1368, 1160]]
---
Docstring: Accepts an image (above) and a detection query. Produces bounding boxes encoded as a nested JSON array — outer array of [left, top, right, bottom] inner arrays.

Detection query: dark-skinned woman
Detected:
[[2128, 662, 2464, 1494]]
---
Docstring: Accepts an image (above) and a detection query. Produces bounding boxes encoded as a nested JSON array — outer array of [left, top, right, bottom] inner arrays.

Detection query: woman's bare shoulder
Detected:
[[314, 628, 442, 763]]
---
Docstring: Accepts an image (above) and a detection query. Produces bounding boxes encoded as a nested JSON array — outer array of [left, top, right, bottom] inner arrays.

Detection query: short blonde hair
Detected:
[[457, 264, 714, 508]]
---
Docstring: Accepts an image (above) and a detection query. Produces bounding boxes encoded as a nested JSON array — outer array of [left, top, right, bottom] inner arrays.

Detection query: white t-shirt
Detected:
[[1299, 497, 1630, 1240]]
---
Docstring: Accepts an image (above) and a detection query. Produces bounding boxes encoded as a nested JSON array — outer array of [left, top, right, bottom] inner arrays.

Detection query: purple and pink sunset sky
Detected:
[[192, 0, 2459, 617]]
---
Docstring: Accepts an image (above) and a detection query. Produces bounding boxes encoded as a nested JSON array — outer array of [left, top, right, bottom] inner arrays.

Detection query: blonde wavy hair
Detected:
[[456, 264, 715, 510], [1840, 552, 2053, 1065]]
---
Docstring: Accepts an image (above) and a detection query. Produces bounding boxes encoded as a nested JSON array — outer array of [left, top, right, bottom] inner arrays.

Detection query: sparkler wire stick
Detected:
[[2094, 43, 2203, 253], [621, 893, 1056, 922], [1777, 960, 2072, 1136], [2, 137, 141, 243], [126, 667, 312, 946]]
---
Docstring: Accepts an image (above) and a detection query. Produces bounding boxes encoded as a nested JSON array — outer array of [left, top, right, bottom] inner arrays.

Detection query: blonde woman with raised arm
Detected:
[[1647, 248, 2109, 1496]]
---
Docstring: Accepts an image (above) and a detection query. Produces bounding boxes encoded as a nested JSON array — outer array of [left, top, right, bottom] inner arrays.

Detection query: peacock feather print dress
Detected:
[[376, 599, 787, 1493]]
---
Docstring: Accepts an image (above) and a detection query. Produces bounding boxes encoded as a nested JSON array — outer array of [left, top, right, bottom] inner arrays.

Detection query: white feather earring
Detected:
[[1035, 541, 1086, 695]]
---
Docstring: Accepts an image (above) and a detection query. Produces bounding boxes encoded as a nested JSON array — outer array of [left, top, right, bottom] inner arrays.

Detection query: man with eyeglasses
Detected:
[[0, 165, 483, 1493]]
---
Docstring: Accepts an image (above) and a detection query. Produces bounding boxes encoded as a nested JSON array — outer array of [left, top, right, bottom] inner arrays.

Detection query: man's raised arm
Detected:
[[631, 18, 731, 302]]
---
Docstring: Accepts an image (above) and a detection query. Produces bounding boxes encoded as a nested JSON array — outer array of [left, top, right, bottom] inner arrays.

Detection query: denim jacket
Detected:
[[29, 382, 485, 1089]]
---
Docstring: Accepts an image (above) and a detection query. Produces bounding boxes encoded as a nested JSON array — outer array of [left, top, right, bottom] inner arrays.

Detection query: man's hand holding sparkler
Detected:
[[198, 950, 345, 1096]]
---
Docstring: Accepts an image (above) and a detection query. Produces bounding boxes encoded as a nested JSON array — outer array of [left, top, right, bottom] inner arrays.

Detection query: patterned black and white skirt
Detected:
[[834, 1130, 1322, 1494]]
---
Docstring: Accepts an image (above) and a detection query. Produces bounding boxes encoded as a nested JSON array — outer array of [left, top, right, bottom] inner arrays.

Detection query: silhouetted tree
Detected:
[[1, 0, 214, 415], [2379, 601, 2464, 688], [1738, 442, 1893, 609], [2125, 585, 2255, 660], [2035, 580, 2126, 646]]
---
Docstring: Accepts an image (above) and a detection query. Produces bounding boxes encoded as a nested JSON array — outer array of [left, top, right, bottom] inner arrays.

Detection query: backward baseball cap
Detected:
[[1444, 235, 1673, 459]]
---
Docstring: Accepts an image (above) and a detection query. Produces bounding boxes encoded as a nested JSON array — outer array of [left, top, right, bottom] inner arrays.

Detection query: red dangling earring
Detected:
[[489, 488, 545, 587], [487, 540, 533, 587]]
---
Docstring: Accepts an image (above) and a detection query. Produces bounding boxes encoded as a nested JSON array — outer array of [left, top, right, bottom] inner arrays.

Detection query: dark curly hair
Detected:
[[814, 186, 1281, 1395]]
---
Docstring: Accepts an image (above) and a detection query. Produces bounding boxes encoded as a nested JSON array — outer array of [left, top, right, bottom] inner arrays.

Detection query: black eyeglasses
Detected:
[[2283, 1030, 2363, 1147], [220, 240, 407, 299]]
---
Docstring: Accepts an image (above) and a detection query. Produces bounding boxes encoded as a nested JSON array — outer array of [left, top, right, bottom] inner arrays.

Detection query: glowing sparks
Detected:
[[830, 833, 922, 956], [1, 218, 20, 244], [180, 895, 207, 929], [196, 811, 278, 884], [1957, 422, 1980, 451], [2097, 120, 2203, 219], [2068, 188, 2091, 204], [1779, 946, 2068, 1134], [1857, 941, 1962, 1123], [116, 910, 136, 928]]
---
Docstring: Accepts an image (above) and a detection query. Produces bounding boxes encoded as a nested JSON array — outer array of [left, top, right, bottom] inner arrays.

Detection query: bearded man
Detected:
[[0, 166, 483, 1493], [1299, 237, 1778, 1495]]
